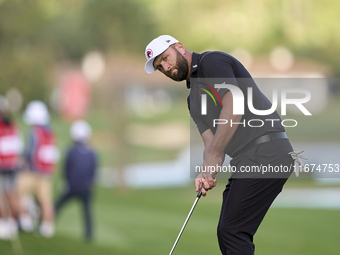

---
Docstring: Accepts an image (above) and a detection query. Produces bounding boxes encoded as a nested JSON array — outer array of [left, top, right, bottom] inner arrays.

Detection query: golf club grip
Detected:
[[197, 182, 205, 198]]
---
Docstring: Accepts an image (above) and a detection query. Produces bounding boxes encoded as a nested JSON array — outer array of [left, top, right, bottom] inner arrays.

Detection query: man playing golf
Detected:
[[145, 35, 297, 255]]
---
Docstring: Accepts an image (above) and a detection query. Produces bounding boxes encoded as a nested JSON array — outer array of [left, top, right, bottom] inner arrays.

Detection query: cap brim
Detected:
[[145, 57, 157, 74]]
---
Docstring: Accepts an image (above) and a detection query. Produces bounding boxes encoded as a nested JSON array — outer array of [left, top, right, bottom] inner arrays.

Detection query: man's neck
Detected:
[[185, 50, 193, 81]]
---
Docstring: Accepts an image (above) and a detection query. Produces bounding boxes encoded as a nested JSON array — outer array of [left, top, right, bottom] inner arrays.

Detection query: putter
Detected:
[[169, 183, 204, 255]]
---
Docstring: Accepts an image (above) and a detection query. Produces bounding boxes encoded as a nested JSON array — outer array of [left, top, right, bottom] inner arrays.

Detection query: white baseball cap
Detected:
[[23, 100, 50, 126], [70, 120, 92, 142], [144, 35, 179, 74]]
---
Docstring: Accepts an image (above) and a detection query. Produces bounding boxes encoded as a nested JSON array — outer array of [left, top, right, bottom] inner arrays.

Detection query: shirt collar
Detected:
[[186, 52, 200, 89]]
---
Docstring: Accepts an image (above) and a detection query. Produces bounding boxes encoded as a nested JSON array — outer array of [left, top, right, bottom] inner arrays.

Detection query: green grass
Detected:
[[0, 233, 115, 255], [2, 183, 339, 255], [256, 208, 340, 255]]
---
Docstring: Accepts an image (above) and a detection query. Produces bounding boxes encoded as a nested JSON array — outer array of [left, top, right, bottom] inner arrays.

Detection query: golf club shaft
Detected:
[[169, 183, 204, 255]]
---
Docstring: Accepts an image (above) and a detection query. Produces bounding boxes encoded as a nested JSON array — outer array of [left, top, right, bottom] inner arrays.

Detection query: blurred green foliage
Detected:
[[0, 0, 339, 104], [0, 0, 156, 104]]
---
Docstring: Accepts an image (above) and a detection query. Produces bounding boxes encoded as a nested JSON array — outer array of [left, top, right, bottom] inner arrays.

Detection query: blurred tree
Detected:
[[145, 0, 340, 75], [81, 0, 156, 54], [0, 0, 52, 105], [0, 0, 339, 107], [0, 0, 157, 106]]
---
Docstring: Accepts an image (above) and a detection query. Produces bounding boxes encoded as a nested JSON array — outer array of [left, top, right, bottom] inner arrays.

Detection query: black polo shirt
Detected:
[[187, 52, 284, 157]]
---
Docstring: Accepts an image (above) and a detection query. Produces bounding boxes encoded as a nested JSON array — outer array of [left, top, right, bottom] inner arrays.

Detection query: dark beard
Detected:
[[165, 49, 189, 81]]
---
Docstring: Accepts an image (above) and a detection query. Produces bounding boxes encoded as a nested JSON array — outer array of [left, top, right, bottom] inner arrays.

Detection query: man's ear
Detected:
[[174, 42, 185, 55]]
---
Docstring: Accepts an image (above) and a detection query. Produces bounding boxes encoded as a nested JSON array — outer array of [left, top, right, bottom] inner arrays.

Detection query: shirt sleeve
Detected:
[[199, 52, 240, 101], [190, 109, 209, 135]]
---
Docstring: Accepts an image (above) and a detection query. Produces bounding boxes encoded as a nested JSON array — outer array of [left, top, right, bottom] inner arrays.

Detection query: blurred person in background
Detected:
[[55, 120, 97, 242], [17, 100, 59, 238], [0, 96, 23, 239]]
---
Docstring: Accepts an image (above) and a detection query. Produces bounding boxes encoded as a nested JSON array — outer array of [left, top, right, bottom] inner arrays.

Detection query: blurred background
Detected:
[[0, 0, 339, 254]]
